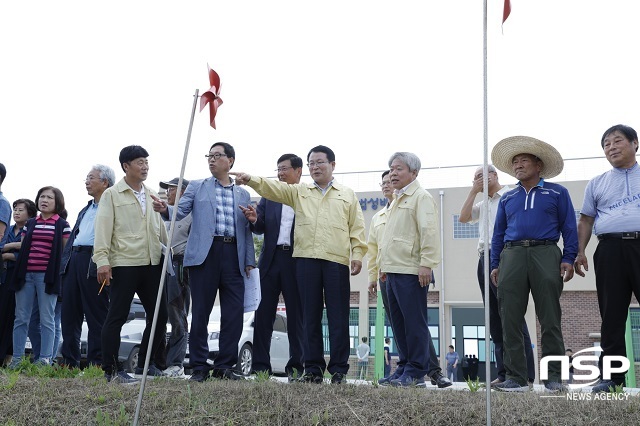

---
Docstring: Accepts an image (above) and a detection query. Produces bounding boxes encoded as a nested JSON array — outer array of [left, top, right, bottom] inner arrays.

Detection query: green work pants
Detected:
[[497, 244, 565, 384]]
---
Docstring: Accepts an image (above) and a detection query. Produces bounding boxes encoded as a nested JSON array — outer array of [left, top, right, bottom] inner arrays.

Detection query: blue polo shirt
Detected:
[[0, 191, 11, 232], [73, 201, 98, 247], [490, 179, 578, 270]]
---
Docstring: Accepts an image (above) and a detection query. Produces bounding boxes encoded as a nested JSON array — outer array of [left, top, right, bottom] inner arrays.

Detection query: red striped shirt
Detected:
[[23, 214, 71, 272]]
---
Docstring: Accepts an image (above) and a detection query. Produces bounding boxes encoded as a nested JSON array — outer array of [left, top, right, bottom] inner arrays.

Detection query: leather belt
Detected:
[[72, 246, 93, 252], [276, 245, 291, 251], [213, 236, 236, 243], [598, 232, 640, 241], [504, 240, 556, 248]]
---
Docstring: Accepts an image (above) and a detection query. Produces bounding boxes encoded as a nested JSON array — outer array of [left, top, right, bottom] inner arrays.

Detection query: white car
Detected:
[[119, 306, 291, 375]]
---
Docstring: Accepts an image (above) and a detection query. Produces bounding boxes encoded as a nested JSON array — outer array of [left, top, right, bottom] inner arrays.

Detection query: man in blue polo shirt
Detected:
[[574, 124, 640, 393], [489, 136, 578, 393], [60, 165, 115, 368]]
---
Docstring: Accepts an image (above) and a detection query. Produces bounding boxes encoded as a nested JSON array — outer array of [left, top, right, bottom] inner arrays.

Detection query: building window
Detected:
[[462, 325, 495, 363], [630, 308, 640, 362], [368, 307, 394, 356], [453, 214, 479, 239], [428, 308, 440, 357], [367, 307, 439, 357]]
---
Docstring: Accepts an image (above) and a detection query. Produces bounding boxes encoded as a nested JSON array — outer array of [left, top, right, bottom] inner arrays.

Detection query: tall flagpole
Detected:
[[133, 89, 200, 426], [482, 1, 492, 425]]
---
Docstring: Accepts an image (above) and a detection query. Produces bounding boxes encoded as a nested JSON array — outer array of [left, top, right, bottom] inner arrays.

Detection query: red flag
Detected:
[[503, 0, 511, 23], [200, 65, 223, 129]]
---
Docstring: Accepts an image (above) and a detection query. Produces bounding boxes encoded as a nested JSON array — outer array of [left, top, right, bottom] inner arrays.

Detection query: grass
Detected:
[[0, 367, 639, 425], [465, 376, 483, 392]]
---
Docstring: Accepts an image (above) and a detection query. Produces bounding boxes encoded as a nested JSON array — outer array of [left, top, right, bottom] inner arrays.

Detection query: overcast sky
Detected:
[[1, 1, 638, 218]]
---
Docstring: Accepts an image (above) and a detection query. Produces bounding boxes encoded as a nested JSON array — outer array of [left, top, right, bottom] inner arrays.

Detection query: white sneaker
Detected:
[[163, 365, 185, 377]]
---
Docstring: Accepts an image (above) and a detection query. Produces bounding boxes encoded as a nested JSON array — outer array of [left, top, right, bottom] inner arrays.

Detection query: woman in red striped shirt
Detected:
[[9, 187, 70, 367]]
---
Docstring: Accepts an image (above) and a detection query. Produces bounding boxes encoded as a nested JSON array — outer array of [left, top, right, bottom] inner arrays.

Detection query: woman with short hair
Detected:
[[9, 187, 70, 367], [0, 199, 37, 366]]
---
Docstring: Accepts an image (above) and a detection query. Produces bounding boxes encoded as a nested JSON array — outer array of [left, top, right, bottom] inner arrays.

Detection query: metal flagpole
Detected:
[[133, 89, 200, 426], [482, 1, 492, 425]]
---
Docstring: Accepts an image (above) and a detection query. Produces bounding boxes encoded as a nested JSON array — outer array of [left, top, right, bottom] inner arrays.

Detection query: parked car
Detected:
[[118, 306, 291, 375]]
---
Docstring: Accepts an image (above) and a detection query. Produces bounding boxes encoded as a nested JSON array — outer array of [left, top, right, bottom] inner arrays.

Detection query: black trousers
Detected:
[[252, 248, 304, 375], [380, 279, 440, 377], [296, 258, 350, 376], [0, 267, 16, 358], [478, 255, 535, 382], [594, 239, 640, 384], [101, 264, 167, 373], [61, 250, 109, 366], [188, 241, 244, 372]]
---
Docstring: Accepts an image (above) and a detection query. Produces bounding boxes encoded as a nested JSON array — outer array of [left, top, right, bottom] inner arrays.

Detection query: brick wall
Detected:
[[557, 291, 600, 357], [536, 291, 638, 359]]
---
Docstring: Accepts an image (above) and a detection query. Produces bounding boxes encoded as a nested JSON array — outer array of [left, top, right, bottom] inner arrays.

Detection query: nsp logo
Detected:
[[540, 346, 630, 390]]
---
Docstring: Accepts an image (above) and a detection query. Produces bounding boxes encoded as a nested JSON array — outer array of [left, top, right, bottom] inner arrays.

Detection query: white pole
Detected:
[[482, 1, 492, 425], [438, 190, 446, 373], [133, 89, 200, 426]]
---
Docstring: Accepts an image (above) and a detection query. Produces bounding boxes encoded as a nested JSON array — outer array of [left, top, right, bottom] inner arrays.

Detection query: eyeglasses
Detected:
[[307, 160, 328, 168], [205, 153, 228, 161], [85, 175, 101, 182], [275, 166, 292, 173], [379, 181, 391, 187]]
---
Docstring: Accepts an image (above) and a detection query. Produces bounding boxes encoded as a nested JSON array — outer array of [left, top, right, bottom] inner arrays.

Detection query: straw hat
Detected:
[[491, 136, 564, 179]]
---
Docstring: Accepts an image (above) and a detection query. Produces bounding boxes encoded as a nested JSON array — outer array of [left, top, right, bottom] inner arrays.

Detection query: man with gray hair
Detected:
[[60, 164, 116, 368], [378, 152, 441, 387], [459, 165, 536, 387]]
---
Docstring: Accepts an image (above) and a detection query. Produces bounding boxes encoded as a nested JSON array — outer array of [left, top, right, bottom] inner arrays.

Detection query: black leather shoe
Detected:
[[189, 369, 210, 382], [212, 368, 245, 381], [331, 372, 346, 384], [296, 372, 324, 384], [430, 372, 452, 388]]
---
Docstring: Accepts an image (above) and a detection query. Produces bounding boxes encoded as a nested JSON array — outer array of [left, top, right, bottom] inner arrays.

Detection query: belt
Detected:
[[276, 245, 291, 251], [598, 232, 640, 241], [72, 246, 93, 252], [213, 236, 236, 243], [504, 240, 556, 248]]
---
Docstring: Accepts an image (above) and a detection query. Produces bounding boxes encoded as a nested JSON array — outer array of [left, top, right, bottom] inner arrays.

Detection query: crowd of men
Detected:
[[0, 123, 638, 392]]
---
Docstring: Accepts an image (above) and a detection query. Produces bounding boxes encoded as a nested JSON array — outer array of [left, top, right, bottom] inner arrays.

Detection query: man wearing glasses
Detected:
[[238, 154, 304, 381], [60, 165, 115, 369], [152, 142, 255, 382], [459, 165, 536, 388], [232, 145, 367, 384]]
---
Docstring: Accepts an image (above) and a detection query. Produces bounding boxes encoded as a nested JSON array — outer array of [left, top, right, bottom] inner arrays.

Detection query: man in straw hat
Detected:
[[574, 124, 640, 393], [489, 136, 578, 393]]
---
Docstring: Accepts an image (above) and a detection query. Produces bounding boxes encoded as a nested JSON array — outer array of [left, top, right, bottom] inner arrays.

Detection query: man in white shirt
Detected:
[[459, 165, 535, 386]]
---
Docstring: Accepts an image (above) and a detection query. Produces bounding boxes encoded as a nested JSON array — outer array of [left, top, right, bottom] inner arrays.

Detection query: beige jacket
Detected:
[[93, 178, 168, 268], [379, 179, 441, 274], [247, 176, 367, 266]]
